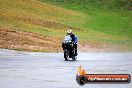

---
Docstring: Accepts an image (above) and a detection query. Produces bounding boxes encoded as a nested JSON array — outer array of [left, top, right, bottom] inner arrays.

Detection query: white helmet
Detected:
[[67, 29, 72, 34]]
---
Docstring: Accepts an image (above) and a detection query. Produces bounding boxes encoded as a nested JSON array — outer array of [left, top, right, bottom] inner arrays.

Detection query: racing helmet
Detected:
[[67, 29, 72, 34]]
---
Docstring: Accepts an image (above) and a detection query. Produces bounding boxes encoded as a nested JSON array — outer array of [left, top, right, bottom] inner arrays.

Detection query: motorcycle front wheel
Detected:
[[64, 49, 69, 61]]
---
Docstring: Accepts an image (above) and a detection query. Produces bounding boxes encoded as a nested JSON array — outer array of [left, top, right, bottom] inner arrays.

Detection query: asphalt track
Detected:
[[0, 49, 132, 88]]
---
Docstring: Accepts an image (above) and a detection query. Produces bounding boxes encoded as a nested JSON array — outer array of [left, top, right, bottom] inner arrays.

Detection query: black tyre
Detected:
[[76, 75, 86, 85], [72, 49, 77, 60], [72, 55, 76, 60], [64, 49, 69, 61]]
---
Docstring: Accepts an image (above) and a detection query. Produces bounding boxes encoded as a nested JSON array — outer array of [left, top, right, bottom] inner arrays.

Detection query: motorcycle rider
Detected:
[[65, 29, 78, 56]]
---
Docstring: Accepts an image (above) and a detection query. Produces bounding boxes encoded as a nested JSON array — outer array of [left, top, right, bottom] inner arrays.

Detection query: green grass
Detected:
[[39, 0, 132, 46], [40, 0, 132, 37], [0, 0, 132, 51], [0, 0, 86, 35]]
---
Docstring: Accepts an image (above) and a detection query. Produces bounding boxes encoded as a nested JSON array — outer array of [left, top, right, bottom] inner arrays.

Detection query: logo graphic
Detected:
[[76, 66, 131, 85]]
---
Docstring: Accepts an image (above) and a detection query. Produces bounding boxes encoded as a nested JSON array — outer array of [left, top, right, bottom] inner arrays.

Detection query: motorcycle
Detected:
[[62, 35, 77, 61]]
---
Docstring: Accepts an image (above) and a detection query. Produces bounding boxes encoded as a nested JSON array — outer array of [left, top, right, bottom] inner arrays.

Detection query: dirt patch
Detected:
[[1, 13, 80, 31], [0, 26, 129, 52], [78, 41, 131, 52], [0, 27, 63, 52], [0, 26, 106, 52], [15, 16, 81, 30], [15, 16, 68, 30], [78, 42, 112, 52]]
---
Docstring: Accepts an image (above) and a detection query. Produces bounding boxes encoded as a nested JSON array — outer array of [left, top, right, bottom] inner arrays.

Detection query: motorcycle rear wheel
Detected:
[[72, 56, 77, 61]]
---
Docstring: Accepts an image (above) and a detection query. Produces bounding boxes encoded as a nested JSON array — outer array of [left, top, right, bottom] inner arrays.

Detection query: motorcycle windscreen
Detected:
[[64, 35, 72, 41]]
